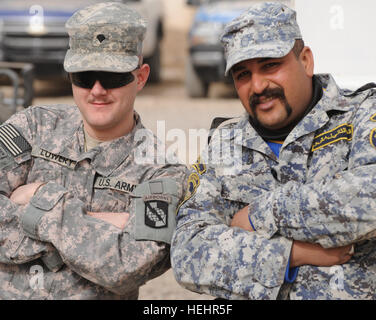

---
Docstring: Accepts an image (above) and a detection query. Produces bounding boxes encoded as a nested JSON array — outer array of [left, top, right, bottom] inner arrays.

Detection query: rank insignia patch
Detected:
[[370, 113, 376, 122], [0, 124, 31, 157], [312, 124, 353, 152], [144, 199, 168, 229], [370, 128, 376, 149]]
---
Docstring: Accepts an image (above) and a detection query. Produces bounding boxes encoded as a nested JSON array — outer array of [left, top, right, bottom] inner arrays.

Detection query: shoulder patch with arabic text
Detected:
[[312, 124, 353, 152]]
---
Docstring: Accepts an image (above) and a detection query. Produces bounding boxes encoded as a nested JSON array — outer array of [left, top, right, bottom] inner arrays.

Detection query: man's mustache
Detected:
[[249, 88, 286, 110]]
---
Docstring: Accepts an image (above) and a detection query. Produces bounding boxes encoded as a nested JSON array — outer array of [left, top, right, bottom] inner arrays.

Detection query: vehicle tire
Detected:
[[146, 44, 161, 83], [185, 58, 209, 98]]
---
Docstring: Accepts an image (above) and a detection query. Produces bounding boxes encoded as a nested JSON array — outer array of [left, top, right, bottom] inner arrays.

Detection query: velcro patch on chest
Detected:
[[0, 124, 31, 157], [312, 124, 353, 152], [94, 176, 137, 194]]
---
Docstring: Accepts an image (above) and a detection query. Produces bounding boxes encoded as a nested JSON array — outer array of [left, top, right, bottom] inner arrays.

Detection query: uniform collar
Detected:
[[235, 74, 351, 159], [235, 115, 279, 161], [38, 109, 145, 176], [284, 73, 352, 146], [316, 73, 354, 113], [84, 112, 144, 176], [38, 107, 83, 161]]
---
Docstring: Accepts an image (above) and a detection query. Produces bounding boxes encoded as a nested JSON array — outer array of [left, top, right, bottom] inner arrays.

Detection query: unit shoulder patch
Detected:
[[144, 199, 169, 229], [133, 178, 180, 244], [370, 128, 376, 149], [191, 157, 206, 175], [177, 171, 201, 213], [312, 124, 353, 152]]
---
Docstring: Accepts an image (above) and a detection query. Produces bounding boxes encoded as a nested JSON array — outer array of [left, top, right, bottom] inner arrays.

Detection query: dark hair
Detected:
[[292, 39, 305, 59]]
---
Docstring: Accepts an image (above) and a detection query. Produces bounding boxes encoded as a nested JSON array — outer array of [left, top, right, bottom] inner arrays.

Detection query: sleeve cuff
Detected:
[[284, 259, 299, 283], [41, 251, 64, 272], [248, 208, 257, 231], [20, 182, 67, 240], [21, 204, 46, 240], [250, 192, 279, 239]]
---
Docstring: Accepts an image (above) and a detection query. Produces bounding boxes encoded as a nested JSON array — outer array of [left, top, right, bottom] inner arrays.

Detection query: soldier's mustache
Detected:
[[249, 88, 286, 110]]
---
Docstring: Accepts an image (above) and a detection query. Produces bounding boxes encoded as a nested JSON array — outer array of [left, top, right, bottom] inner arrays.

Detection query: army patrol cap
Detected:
[[220, 1, 302, 76], [64, 2, 147, 73]]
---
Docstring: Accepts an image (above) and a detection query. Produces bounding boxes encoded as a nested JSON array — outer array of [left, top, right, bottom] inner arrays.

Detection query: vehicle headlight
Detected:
[[189, 21, 224, 46]]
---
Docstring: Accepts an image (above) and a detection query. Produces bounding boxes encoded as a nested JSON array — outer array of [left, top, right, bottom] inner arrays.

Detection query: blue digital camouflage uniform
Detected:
[[171, 74, 376, 300], [171, 2, 376, 300]]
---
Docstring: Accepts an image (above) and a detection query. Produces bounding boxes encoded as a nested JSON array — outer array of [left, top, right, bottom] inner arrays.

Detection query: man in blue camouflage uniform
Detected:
[[0, 2, 187, 299], [171, 1, 376, 299]]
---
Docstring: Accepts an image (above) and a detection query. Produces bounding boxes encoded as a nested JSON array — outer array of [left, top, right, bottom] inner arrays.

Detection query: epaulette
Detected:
[[344, 82, 376, 97]]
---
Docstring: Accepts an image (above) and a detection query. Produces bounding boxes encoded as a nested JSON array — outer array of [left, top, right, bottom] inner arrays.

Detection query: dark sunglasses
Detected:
[[69, 70, 137, 89]]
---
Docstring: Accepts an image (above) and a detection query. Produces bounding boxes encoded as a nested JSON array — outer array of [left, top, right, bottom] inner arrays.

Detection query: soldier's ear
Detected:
[[136, 63, 150, 91], [300, 46, 314, 77]]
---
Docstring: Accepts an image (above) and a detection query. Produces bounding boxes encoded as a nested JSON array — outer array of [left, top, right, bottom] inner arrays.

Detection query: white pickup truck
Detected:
[[0, 0, 164, 82]]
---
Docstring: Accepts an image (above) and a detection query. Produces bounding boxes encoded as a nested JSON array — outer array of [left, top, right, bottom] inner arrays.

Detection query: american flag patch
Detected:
[[0, 124, 31, 157]]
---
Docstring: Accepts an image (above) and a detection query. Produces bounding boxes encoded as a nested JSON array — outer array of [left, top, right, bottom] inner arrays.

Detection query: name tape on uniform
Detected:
[[94, 176, 137, 194], [31, 146, 77, 169]]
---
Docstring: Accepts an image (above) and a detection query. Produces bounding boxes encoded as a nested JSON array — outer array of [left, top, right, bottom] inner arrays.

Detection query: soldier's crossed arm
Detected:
[[0, 120, 61, 269], [17, 177, 182, 295], [248, 96, 376, 248], [171, 163, 293, 299]]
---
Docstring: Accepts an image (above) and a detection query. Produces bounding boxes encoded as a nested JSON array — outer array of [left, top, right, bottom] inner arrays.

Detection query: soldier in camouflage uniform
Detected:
[[171, 2, 376, 299], [0, 2, 187, 299]]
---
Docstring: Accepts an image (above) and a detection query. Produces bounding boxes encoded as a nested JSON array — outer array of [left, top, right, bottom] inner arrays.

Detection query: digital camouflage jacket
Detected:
[[171, 74, 376, 300], [0, 105, 187, 299]]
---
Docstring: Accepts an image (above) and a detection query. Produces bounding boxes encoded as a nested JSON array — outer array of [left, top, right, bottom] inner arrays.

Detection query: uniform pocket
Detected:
[[91, 188, 131, 212], [30, 182, 67, 211]]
